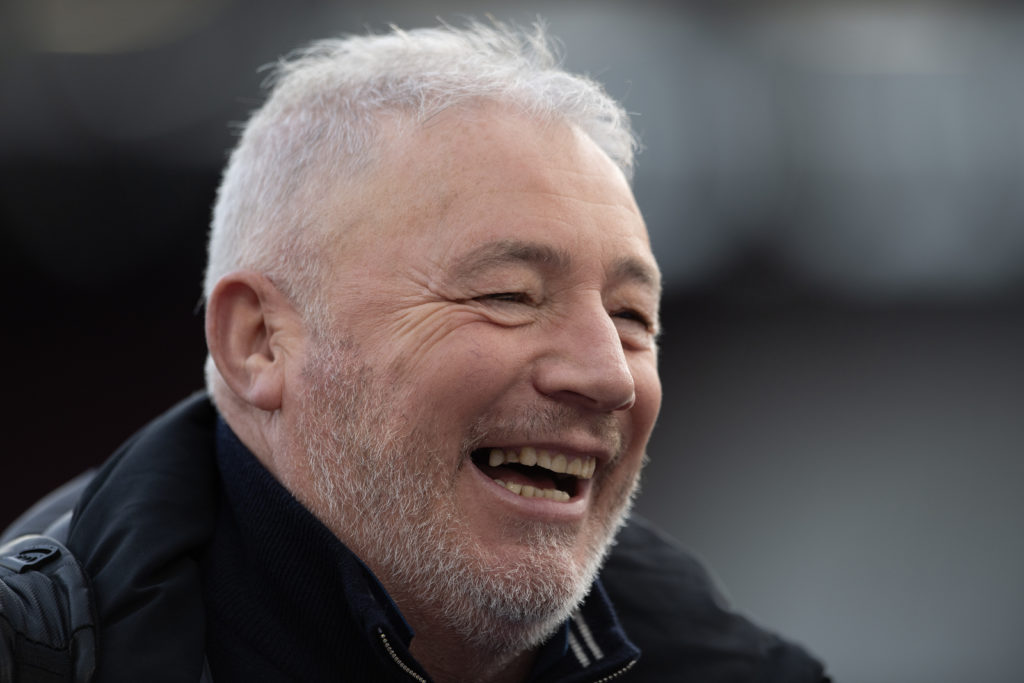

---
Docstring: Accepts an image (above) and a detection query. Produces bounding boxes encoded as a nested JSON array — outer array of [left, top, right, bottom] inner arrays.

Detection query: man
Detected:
[[1, 22, 827, 682]]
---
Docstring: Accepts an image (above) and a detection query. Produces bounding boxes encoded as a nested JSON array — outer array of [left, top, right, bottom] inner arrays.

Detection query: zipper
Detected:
[[377, 626, 637, 683], [590, 657, 638, 682], [378, 628, 429, 682]]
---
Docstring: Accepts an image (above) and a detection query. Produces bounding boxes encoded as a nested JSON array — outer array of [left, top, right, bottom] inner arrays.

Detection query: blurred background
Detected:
[[2, 1, 1023, 681]]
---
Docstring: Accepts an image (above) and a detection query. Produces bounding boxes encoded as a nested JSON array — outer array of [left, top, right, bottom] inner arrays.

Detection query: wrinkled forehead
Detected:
[[321, 104, 656, 283]]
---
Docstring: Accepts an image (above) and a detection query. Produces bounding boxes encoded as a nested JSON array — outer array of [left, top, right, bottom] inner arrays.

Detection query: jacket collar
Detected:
[[66, 393, 640, 682], [210, 417, 640, 682]]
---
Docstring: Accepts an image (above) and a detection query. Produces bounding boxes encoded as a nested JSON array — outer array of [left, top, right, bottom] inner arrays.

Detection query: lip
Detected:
[[467, 452, 594, 522]]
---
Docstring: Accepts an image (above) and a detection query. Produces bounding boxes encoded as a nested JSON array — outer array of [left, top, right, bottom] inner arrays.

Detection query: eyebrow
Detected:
[[451, 238, 661, 295], [611, 255, 662, 296], [451, 240, 570, 279]]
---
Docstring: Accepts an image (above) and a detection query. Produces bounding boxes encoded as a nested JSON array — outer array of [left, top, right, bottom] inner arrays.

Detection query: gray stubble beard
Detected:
[[296, 336, 641, 660]]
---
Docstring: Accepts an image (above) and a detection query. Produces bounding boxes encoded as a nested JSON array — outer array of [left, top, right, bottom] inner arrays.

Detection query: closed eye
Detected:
[[612, 308, 655, 332], [477, 292, 533, 304]]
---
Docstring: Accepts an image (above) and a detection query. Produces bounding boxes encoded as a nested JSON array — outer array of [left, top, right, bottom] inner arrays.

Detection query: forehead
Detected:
[[338, 105, 658, 287]]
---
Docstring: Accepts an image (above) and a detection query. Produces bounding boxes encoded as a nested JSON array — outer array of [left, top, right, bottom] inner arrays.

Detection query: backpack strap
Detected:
[[0, 533, 97, 683], [1, 470, 98, 683]]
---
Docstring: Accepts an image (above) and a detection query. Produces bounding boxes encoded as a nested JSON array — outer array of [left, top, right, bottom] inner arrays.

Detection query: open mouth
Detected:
[[471, 446, 596, 502]]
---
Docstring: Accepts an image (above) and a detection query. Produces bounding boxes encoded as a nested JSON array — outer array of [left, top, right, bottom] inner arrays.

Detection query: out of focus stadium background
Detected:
[[3, 2, 1023, 681]]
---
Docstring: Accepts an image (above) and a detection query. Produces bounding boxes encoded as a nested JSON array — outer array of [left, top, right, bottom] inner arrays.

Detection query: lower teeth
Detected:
[[494, 479, 570, 502]]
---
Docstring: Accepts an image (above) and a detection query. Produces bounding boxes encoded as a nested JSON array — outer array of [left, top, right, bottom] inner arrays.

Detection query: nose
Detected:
[[532, 302, 636, 413]]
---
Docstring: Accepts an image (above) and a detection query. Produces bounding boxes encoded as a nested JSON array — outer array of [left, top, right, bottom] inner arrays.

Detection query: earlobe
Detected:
[[205, 271, 298, 412]]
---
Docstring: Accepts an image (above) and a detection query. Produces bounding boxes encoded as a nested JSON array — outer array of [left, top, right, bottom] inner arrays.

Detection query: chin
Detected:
[[432, 535, 595, 654], [436, 494, 638, 654]]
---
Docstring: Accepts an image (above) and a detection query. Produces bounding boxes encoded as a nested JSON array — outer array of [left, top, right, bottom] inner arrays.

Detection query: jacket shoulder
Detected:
[[67, 392, 220, 683], [2, 392, 220, 683], [602, 515, 828, 682]]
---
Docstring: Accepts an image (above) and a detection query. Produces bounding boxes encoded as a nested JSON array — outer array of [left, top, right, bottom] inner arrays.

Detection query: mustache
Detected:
[[462, 401, 625, 462]]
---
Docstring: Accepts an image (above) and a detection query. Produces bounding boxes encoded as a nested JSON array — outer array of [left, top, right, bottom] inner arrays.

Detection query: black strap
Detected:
[[0, 534, 97, 683]]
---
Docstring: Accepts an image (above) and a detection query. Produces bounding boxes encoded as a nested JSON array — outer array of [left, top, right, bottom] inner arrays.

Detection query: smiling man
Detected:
[[0, 22, 827, 683], [249, 105, 664, 680]]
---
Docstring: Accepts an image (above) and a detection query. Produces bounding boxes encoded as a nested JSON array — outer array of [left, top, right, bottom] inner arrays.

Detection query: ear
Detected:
[[205, 271, 303, 412]]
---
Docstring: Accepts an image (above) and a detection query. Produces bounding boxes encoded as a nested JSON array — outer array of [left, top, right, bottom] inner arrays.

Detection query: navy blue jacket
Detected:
[[1, 394, 828, 682]]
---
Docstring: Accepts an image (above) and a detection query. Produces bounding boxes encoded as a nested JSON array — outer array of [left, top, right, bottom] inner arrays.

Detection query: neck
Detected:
[[388, 584, 545, 683], [407, 617, 538, 683]]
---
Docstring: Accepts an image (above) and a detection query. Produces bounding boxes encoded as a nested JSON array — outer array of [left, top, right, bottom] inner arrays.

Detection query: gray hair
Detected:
[[204, 21, 637, 311]]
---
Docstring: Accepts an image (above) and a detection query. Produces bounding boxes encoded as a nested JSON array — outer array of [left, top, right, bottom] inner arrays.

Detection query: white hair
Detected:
[[203, 20, 639, 392]]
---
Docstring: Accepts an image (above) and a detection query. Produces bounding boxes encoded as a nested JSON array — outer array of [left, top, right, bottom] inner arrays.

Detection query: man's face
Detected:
[[290, 106, 661, 649]]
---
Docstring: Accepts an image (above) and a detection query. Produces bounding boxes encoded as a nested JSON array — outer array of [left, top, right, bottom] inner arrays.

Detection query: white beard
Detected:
[[295, 334, 640, 657]]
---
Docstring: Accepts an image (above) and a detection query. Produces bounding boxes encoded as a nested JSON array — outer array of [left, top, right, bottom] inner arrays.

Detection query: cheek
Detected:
[[398, 334, 529, 425]]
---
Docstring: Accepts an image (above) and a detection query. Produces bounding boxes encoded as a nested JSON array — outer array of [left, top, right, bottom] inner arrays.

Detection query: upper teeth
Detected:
[[487, 447, 596, 479]]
